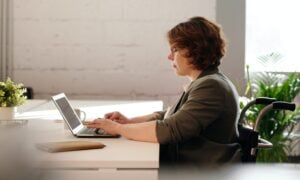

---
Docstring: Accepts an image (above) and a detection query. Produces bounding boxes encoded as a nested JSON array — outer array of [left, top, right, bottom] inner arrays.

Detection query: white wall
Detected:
[[12, 0, 218, 106], [217, 0, 246, 94]]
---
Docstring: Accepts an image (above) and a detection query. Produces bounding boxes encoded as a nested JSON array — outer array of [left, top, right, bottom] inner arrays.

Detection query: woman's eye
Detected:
[[171, 47, 178, 53]]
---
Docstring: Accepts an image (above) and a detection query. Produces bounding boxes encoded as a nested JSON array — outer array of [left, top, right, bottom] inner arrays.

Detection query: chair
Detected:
[[238, 97, 296, 162]]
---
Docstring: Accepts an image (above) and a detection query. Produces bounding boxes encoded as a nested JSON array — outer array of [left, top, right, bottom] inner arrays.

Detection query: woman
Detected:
[[87, 16, 241, 165]]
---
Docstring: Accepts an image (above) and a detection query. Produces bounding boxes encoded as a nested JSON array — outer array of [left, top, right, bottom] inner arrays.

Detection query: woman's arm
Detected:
[[87, 119, 158, 143], [119, 121, 158, 142], [129, 112, 162, 124], [104, 111, 162, 124]]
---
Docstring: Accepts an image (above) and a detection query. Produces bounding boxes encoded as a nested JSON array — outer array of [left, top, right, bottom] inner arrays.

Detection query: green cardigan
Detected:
[[156, 68, 241, 166]]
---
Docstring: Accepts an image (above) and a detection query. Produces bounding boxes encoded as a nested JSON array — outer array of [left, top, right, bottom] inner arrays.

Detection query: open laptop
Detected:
[[51, 93, 119, 138]]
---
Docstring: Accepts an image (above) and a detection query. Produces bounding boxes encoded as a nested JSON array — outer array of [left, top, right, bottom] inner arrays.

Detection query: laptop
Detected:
[[51, 93, 119, 138]]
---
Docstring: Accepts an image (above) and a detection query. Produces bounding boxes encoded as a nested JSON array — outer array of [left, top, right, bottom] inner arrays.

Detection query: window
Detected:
[[246, 0, 300, 72]]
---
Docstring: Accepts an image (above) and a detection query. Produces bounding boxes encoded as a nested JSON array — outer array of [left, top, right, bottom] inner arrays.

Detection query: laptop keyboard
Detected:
[[80, 128, 106, 135], [80, 128, 96, 134]]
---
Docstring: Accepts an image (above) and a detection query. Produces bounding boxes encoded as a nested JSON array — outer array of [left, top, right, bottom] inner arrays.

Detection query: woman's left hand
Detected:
[[86, 119, 121, 136]]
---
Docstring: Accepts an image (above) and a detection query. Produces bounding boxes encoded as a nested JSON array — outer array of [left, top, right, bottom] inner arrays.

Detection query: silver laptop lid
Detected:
[[52, 93, 84, 134]]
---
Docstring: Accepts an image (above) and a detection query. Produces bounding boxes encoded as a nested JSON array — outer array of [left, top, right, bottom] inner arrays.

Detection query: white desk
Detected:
[[25, 120, 159, 169], [12, 99, 163, 180], [3, 100, 300, 180]]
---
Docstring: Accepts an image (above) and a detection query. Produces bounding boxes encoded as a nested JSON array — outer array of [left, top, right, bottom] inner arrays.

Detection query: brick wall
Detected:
[[12, 0, 216, 106]]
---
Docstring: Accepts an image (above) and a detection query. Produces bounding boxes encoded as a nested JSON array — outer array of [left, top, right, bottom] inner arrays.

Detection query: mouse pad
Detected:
[[36, 141, 105, 153]]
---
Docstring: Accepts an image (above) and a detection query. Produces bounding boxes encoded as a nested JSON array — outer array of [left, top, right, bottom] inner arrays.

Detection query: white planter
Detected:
[[0, 107, 17, 120]]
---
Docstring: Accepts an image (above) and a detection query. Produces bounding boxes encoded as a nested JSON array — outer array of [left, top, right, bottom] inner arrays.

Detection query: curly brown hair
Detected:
[[167, 16, 226, 71]]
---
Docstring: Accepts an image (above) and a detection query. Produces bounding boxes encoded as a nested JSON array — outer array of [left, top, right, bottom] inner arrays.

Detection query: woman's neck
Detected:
[[188, 69, 202, 81]]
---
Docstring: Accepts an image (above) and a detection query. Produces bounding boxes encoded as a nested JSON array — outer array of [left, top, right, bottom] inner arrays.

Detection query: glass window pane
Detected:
[[246, 0, 300, 72]]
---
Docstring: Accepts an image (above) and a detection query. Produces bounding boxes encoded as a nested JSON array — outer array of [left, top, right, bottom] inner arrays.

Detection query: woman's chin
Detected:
[[174, 70, 183, 76]]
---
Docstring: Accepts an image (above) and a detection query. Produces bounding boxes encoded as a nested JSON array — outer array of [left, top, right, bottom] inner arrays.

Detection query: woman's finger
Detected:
[[87, 119, 103, 125], [87, 120, 106, 126], [104, 112, 113, 119], [109, 112, 120, 120], [86, 124, 99, 128]]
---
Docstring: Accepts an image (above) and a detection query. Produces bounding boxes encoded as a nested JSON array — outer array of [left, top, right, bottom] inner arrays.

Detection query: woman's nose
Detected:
[[168, 53, 174, 61]]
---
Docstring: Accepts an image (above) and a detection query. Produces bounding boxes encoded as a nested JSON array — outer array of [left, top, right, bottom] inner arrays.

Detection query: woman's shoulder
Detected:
[[191, 72, 227, 88], [188, 72, 238, 99], [187, 72, 237, 95]]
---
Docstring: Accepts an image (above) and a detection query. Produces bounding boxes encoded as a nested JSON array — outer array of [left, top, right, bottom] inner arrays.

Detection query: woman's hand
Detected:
[[104, 111, 129, 124], [86, 119, 121, 136], [87, 118, 158, 142]]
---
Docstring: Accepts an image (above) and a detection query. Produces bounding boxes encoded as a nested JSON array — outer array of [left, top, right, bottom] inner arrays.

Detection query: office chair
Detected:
[[238, 97, 296, 162]]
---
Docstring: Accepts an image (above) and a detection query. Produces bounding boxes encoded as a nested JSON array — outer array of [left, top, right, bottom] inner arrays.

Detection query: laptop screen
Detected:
[[56, 97, 81, 129]]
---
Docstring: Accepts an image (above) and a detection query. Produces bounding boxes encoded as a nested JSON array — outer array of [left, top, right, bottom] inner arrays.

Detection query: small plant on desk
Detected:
[[0, 78, 27, 120]]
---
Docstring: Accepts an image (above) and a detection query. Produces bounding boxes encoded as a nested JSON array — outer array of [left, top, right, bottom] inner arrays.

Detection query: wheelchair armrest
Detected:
[[257, 138, 273, 148], [251, 137, 273, 155]]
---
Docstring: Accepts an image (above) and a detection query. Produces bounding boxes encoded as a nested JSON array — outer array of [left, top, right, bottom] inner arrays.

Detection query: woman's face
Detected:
[[168, 45, 194, 76]]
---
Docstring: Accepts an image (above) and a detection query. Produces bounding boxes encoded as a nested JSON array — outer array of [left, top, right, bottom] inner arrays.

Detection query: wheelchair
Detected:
[[237, 97, 296, 162]]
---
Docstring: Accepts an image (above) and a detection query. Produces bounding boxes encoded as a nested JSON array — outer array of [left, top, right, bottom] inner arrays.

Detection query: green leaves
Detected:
[[246, 72, 300, 162], [253, 73, 300, 110], [0, 78, 27, 107]]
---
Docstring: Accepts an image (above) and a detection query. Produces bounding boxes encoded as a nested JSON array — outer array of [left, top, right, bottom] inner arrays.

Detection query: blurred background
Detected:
[[0, 0, 245, 107]]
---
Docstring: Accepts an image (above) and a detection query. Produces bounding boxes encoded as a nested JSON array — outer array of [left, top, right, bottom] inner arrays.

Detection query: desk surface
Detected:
[[25, 120, 159, 169], [14, 99, 163, 170], [3, 100, 300, 180]]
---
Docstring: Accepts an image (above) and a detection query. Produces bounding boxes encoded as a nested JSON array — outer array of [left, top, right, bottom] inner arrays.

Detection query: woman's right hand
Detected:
[[104, 111, 129, 124]]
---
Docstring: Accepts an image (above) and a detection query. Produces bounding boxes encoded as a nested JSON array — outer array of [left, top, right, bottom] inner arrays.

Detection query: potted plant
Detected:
[[0, 78, 27, 120], [242, 57, 300, 162]]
